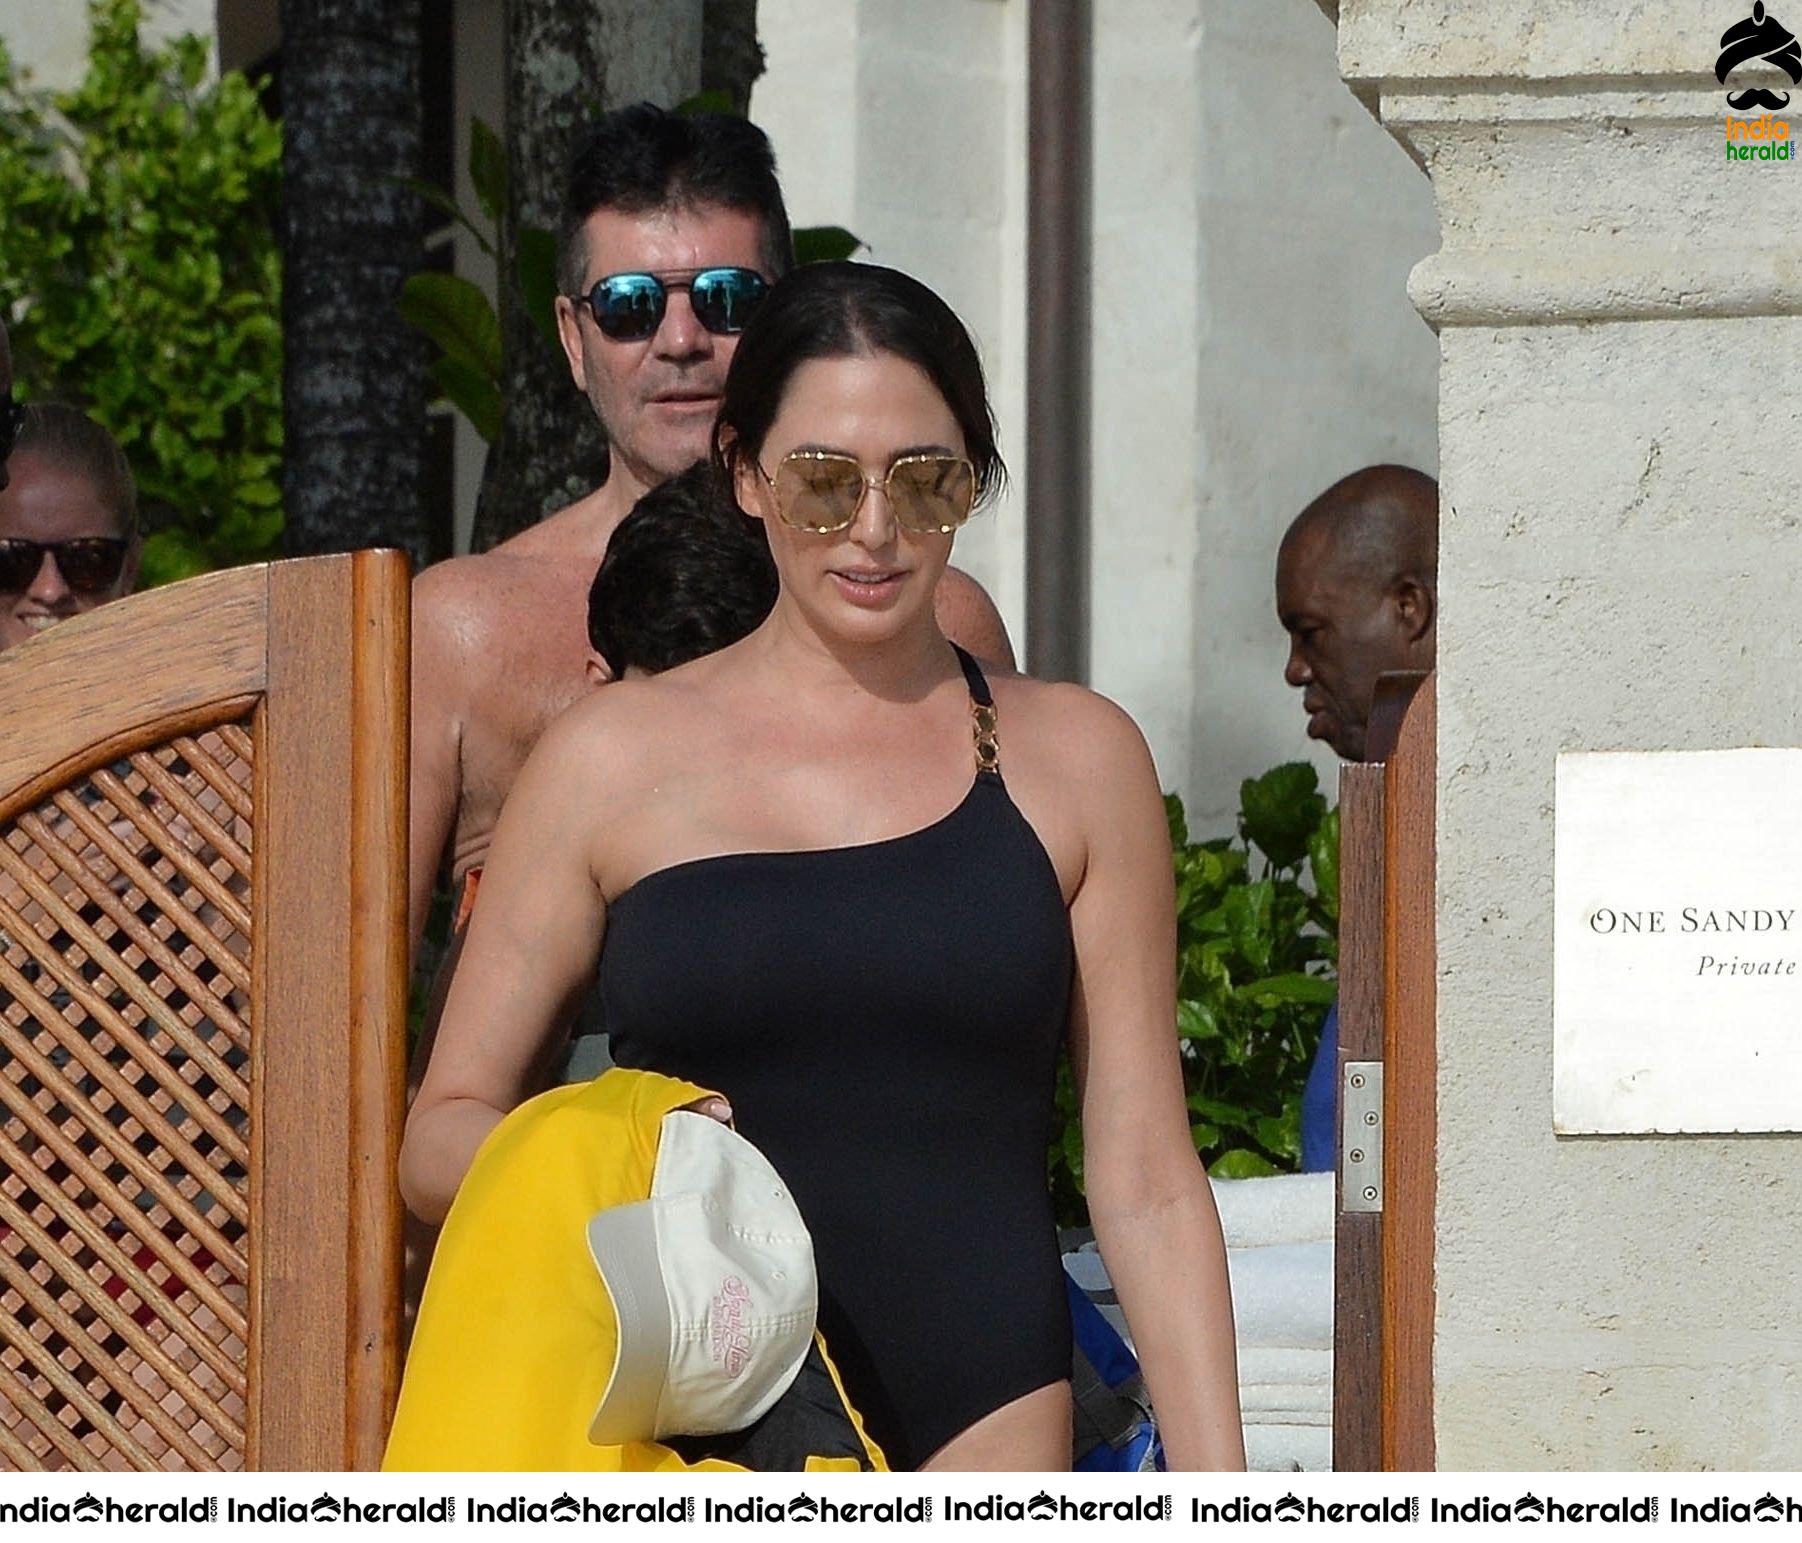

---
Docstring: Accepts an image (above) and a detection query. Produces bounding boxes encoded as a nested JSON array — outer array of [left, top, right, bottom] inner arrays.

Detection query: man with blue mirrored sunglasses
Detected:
[[410, 108, 793, 975], [564, 266, 768, 344]]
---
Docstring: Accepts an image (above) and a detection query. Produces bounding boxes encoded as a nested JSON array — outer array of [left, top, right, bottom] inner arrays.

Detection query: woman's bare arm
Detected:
[[1060, 691, 1245, 1471], [399, 707, 612, 1223]]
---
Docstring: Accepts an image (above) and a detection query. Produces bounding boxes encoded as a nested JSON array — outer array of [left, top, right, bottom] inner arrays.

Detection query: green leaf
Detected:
[[1056, 777, 1339, 1218], [1309, 805, 1341, 921], [1188, 1092, 1254, 1125], [235, 476, 281, 508], [1209, 1149, 1280, 1180], [674, 88, 738, 118], [430, 355, 502, 445], [1202, 844, 1247, 887], [210, 495, 285, 554], [468, 114, 505, 229], [793, 225, 864, 265], [137, 527, 214, 588], [1240, 761, 1327, 871], [516, 225, 561, 344], [395, 175, 495, 257], [1175, 998, 1219, 1042], [1165, 791, 1190, 849], [0, 0, 284, 574], [1255, 1109, 1301, 1161], [397, 272, 502, 378], [1242, 971, 1337, 1007], [1222, 880, 1276, 974], [1195, 941, 1234, 995]]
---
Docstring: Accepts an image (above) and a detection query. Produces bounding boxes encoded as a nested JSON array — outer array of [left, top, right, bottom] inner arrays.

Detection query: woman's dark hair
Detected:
[[712, 262, 1005, 512], [11, 402, 137, 535]]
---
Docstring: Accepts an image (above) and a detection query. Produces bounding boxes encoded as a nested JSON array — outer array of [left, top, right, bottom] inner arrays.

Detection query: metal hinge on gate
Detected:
[[1341, 1061, 1384, 1213]]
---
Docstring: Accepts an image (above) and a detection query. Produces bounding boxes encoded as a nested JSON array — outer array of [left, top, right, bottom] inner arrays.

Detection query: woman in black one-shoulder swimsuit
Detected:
[[601, 642, 1068, 1469], [404, 263, 1245, 1471]]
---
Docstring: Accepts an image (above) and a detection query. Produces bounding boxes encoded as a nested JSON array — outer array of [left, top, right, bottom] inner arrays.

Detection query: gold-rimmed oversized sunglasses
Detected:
[[755, 450, 977, 535]]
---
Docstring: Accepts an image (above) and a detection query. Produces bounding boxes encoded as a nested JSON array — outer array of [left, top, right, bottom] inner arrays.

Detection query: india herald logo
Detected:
[[1719, 3, 1802, 110], [709, 1274, 753, 1376]]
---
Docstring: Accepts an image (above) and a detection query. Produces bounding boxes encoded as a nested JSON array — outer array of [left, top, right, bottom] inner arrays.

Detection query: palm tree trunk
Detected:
[[279, 0, 429, 566], [704, 0, 766, 114]]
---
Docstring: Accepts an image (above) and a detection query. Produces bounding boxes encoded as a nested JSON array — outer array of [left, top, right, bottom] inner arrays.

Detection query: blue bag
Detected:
[[1065, 1268, 1164, 1472]]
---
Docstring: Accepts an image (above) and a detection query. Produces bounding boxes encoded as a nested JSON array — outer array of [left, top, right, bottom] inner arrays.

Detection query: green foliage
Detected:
[[0, 0, 283, 586], [397, 272, 503, 443], [398, 111, 862, 445], [792, 226, 864, 265], [468, 115, 506, 229], [515, 228, 562, 344], [398, 119, 544, 447], [1047, 764, 1339, 1228], [674, 89, 738, 118]]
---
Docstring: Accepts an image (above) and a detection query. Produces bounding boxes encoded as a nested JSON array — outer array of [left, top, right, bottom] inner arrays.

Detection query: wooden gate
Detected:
[[1332, 671, 1436, 1470], [0, 553, 407, 1470]]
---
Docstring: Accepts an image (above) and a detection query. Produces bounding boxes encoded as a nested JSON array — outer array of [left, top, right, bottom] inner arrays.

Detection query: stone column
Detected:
[[1337, 0, 1802, 1468]]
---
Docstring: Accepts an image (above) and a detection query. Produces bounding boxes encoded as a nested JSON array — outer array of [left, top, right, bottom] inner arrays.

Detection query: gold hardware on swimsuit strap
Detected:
[[971, 700, 1000, 773]]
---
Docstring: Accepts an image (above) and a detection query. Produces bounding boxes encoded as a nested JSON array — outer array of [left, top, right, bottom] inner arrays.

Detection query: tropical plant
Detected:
[[1048, 763, 1339, 1228], [396, 117, 534, 450], [0, 0, 283, 586]]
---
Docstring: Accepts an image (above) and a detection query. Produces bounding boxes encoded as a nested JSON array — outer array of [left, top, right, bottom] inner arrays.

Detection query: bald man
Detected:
[[1275, 464, 1437, 762], [1274, 464, 1437, 1172]]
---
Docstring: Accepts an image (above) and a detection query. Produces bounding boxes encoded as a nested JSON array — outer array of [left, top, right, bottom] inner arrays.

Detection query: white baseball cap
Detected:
[[586, 1109, 818, 1444]]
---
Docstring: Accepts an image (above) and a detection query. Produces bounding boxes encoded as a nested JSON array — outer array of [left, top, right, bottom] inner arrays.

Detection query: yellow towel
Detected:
[[383, 1068, 884, 1472]]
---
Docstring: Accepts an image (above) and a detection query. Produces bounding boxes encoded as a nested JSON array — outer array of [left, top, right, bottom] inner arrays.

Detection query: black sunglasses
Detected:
[[567, 267, 768, 342], [0, 537, 130, 594]]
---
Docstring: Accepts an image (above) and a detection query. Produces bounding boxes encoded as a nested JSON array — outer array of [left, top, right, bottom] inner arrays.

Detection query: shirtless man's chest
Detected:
[[407, 488, 626, 944], [448, 561, 601, 884]]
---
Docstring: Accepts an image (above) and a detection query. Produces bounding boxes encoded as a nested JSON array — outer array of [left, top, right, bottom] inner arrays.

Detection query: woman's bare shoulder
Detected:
[[535, 670, 713, 766], [979, 673, 1164, 895], [509, 670, 720, 818], [988, 672, 1154, 774]]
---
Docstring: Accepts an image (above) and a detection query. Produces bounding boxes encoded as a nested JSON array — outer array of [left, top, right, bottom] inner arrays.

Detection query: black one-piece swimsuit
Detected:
[[601, 646, 1074, 1471]]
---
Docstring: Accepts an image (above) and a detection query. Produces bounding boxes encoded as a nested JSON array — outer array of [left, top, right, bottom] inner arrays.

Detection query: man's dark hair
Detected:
[[560, 103, 793, 294], [588, 461, 777, 678]]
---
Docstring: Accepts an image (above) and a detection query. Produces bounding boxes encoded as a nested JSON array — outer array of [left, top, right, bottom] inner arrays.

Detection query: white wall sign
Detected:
[[1555, 749, 1802, 1134]]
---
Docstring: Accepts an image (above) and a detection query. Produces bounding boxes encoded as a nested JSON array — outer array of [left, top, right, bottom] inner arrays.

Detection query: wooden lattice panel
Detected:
[[0, 723, 254, 1471]]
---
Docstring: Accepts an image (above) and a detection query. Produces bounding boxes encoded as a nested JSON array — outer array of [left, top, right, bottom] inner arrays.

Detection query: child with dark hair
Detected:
[[585, 461, 777, 682]]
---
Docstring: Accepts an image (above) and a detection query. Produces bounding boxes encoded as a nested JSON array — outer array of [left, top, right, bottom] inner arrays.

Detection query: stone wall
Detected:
[[1, 1, 218, 89], [1339, 0, 1802, 1467]]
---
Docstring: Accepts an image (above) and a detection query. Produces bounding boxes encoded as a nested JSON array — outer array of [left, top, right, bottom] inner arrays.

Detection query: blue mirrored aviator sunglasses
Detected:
[[569, 267, 768, 342]]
